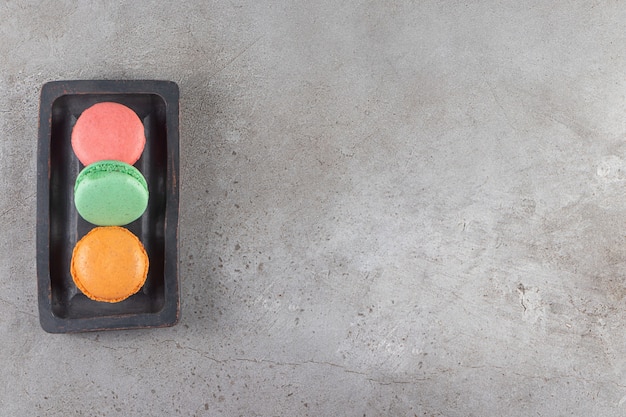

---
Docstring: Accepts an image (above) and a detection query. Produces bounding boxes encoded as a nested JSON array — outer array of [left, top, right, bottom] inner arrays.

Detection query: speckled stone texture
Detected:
[[3, 1, 626, 415]]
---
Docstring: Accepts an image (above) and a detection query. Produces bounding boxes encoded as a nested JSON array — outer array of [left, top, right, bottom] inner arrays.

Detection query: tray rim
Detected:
[[37, 79, 180, 333]]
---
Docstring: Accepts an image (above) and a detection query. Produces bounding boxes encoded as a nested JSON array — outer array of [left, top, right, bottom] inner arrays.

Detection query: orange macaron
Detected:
[[71, 226, 149, 303]]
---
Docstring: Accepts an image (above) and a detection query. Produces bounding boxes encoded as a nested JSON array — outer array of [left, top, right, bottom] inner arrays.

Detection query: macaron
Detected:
[[71, 102, 146, 166], [74, 160, 149, 226], [71, 226, 149, 303]]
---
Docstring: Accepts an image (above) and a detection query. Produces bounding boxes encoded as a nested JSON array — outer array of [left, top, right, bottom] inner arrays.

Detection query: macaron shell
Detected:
[[74, 161, 149, 226], [71, 102, 146, 166], [71, 226, 149, 303]]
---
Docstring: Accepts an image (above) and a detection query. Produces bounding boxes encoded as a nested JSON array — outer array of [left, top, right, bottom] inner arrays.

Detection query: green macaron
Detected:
[[74, 160, 149, 226]]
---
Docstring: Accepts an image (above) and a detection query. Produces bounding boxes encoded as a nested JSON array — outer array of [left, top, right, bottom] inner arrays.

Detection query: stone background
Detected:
[[2, 1, 626, 415]]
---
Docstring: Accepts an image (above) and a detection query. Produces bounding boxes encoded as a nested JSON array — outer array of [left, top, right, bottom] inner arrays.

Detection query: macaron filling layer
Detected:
[[75, 160, 148, 192]]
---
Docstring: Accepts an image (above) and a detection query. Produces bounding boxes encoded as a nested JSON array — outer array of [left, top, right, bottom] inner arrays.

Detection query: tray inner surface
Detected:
[[49, 93, 167, 319]]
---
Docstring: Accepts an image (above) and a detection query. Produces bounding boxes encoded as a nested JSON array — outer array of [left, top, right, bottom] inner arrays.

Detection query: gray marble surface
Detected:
[[2, 1, 626, 415]]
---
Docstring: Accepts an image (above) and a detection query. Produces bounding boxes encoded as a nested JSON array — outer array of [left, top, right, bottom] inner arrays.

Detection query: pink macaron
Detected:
[[71, 102, 146, 166]]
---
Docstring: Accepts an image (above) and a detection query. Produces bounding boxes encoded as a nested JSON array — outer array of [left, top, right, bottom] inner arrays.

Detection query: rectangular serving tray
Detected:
[[37, 80, 180, 333]]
